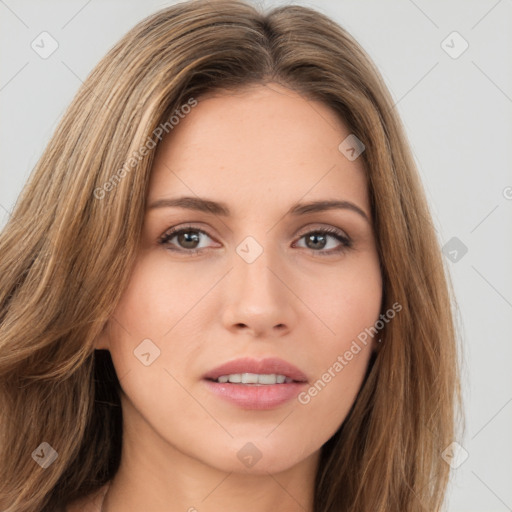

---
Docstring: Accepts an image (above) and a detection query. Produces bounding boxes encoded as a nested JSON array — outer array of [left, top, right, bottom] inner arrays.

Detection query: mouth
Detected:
[[207, 373, 296, 385], [202, 357, 308, 410]]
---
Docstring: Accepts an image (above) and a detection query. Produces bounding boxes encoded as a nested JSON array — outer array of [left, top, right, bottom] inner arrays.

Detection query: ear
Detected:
[[93, 321, 110, 350]]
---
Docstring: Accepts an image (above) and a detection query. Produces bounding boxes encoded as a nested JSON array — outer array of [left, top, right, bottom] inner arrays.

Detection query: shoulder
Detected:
[[64, 483, 109, 512]]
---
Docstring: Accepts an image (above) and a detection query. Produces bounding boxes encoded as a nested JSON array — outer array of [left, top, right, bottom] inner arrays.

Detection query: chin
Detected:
[[202, 438, 314, 476]]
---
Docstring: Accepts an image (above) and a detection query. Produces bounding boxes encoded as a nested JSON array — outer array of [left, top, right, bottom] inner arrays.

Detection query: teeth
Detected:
[[215, 373, 292, 384], [242, 373, 259, 384]]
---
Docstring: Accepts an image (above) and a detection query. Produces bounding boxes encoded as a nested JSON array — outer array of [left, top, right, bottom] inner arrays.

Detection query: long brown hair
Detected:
[[0, 1, 462, 510]]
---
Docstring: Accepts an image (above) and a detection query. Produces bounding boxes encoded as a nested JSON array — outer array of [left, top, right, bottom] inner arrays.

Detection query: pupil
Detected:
[[307, 233, 326, 249], [179, 231, 199, 248]]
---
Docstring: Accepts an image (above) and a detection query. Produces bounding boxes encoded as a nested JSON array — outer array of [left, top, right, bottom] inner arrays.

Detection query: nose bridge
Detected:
[[221, 231, 295, 334], [233, 233, 283, 303]]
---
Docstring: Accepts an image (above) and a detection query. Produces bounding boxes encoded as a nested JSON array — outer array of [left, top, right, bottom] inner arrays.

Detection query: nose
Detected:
[[221, 243, 297, 338]]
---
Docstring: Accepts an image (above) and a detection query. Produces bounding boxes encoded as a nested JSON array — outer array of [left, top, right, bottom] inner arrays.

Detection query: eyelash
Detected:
[[158, 224, 352, 257]]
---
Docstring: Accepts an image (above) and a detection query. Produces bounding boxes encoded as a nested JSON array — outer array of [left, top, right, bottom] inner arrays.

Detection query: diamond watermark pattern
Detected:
[[237, 442, 262, 468], [32, 442, 58, 469], [236, 236, 263, 264], [441, 31, 469, 59], [338, 134, 365, 161], [441, 441, 469, 469], [133, 338, 161, 366], [31, 31, 59, 59], [442, 237, 468, 263]]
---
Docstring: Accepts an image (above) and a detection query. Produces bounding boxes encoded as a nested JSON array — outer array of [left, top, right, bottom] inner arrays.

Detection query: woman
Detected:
[[0, 0, 462, 510]]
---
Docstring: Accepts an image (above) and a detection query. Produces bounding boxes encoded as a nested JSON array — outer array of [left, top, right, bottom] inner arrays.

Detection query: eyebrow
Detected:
[[148, 196, 370, 222]]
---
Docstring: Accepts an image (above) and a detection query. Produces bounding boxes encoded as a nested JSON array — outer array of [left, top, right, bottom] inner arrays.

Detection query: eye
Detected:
[[158, 225, 217, 254], [158, 225, 352, 256], [293, 227, 352, 256]]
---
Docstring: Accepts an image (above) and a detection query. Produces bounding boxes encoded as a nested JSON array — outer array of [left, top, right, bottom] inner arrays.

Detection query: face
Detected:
[[97, 82, 382, 475]]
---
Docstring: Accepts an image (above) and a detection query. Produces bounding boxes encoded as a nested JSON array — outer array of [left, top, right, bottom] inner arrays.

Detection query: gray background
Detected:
[[1, 1, 511, 510]]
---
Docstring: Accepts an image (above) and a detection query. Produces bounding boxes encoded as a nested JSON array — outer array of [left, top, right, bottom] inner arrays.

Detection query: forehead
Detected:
[[148, 83, 369, 215]]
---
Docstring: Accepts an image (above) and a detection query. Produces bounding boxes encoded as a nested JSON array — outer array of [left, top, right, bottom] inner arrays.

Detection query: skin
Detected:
[[69, 82, 382, 511]]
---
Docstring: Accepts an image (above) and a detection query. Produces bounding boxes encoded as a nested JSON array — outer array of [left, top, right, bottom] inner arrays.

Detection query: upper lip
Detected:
[[203, 357, 308, 383]]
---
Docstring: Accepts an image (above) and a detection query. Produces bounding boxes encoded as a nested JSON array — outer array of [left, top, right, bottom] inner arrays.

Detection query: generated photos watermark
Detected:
[[297, 301, 402, 405], [93, 97, 198, 199]]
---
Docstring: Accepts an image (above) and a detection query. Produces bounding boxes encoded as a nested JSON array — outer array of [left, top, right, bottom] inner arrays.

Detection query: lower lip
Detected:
[[203, 380, 307, 410]]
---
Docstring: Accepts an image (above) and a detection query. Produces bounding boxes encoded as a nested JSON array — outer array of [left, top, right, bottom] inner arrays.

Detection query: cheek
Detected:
[[300, 248, 382, 346], [105, 252, 213, 397], [291, 349, 371, 454], [292, 253, 381, 419], [108, 251, 210, 338], [329, 270, 382, 343]]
